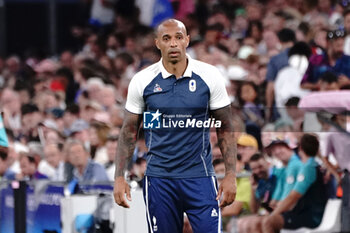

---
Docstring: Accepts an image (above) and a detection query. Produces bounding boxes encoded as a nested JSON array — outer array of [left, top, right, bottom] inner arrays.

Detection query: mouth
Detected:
[[169, 51, 180, 57]]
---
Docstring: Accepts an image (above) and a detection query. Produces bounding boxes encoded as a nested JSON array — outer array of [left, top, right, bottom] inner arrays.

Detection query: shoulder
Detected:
[[309, 54, 325, 64], [131, 62, 161, 83], [190, 58, 225, 86]]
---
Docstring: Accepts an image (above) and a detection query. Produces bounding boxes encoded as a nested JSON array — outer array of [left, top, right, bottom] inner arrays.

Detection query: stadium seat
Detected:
[[281, 199, 342, 233]]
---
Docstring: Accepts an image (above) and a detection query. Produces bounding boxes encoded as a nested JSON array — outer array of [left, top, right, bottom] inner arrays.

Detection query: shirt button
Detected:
[[174, 83, 177, 86]]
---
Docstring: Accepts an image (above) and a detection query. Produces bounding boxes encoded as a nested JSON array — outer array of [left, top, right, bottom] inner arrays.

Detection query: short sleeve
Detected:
[[209, 68, 230, 110], [125, 76, 145, 114], [293, 164, 316, 195], [265, 58, 277, 82]]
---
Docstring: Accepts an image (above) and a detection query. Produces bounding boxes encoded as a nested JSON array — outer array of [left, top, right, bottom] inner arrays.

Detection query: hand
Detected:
[[216, 172, 237, 208], [250, 174, 258, 190], [338, 74, 350, 87], [113, 176, 131, 208]]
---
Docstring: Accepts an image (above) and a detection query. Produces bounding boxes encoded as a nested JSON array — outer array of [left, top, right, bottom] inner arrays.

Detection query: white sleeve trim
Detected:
[[207, 65, 231, 110], [125, 73, 145, 114]]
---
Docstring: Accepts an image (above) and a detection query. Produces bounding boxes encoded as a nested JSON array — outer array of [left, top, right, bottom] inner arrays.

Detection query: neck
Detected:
[[300, 154, 311, 163], [77, 164, 86, 175], [281, 42, 293, 50], [163, 57, 188, 79]]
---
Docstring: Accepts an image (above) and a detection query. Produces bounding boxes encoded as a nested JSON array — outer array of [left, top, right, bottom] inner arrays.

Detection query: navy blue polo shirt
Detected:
[[125, 55, 230, 178]]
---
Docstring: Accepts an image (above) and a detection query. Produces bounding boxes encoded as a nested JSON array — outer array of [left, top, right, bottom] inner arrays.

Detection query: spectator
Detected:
[[1, 88, 22, 135], [216, 155, 251, 232], [318, 71, 340, 91], [105, 133, 118, 181], [237, 133, 259, 168], [261, 134, 327, 232], [89, 120, 110, 163], [265, 139, 303, 202], [21, 103, 43, 142], [17, 152, 48, 180], [237, 153, 284, 233], [265, 28, 296, 121], [62, 104, 80, 136], [66, 139, 108, 182], [301, 29, 350, 90], [343, 8, 350, 55], [0, 147, 15, 180], [38, 143, 65, 181]]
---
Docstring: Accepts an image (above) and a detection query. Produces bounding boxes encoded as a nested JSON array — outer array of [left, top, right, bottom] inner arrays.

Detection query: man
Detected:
[[262, 134, 327, 232], [0, 147, 15, 181], [237, 153, 284, 233], [66, 140, 109, 182], [38, 143, 65, 181], [214, 156, 251, 232], [113, 19, 237, 233], [237, 133, 259, 168], [265, 28, 296, 121], [18, 152, 48, 180], [266, 139, 302, 202], [301, 29, 350, 90]]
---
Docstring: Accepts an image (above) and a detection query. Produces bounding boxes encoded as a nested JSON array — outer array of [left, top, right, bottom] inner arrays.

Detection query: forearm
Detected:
[[265, 82, 274, 108], [213, 106, 237, 175], [218, 132, 237, 174], [272, 191, 301, 215], [250, 189, 260, 213], [114, 112, 141, 178]]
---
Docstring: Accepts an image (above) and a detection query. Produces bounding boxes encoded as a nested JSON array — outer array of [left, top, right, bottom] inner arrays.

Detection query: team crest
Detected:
[[189, 79, 196, 92], [153, 84, 162, 92]]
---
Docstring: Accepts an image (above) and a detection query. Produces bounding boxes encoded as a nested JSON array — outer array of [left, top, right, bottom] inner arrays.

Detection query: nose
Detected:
[[170, 38, 177, 47]]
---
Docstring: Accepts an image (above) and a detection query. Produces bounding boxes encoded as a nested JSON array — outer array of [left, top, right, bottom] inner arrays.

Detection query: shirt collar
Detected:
[[159, 54, 193, 79]]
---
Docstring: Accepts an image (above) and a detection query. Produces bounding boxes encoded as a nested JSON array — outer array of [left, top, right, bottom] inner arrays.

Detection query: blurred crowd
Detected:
[[0, 0, 350, 232]]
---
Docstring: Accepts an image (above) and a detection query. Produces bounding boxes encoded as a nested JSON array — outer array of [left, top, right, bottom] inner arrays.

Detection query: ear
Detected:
[[186, 35, 190, 48], [155, 39, 160, 50]]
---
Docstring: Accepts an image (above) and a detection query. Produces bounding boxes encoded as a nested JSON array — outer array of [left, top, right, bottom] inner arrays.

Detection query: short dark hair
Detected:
[[343, 7, 350, 17], [285, 97, 300, 107], [277, 28, 296, 43], [21, 103, 39, 116], [288, 42, 312, 58], [0, 146, 8, 161], [300, 134, 319, 157], [320, 71, 338, 83], [65, 104, 80, 115], [213, 158, 224, 168], [249, 153, 264, 162]]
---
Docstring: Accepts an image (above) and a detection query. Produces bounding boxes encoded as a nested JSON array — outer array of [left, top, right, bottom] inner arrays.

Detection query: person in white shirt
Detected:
[[39, 143, 65, 181]]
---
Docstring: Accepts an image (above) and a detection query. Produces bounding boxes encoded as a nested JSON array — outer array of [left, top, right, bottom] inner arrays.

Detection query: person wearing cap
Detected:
[[262, 134, 327, 232], [265, 139, 302, 203], [237, 133, 259, 169], [301, 29, 350, 90]]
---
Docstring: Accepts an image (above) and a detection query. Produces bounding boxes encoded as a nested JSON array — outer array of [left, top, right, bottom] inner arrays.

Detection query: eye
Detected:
[[177, 35, 183, 39]]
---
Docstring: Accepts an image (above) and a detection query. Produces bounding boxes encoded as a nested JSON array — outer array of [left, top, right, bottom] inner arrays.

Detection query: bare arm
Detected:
[[265, 81, 274, 121], [114, 110, 142, 208], [249, 175, 260, 214], [211, 105, 237, 207], [221, 201, 243, 217]]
